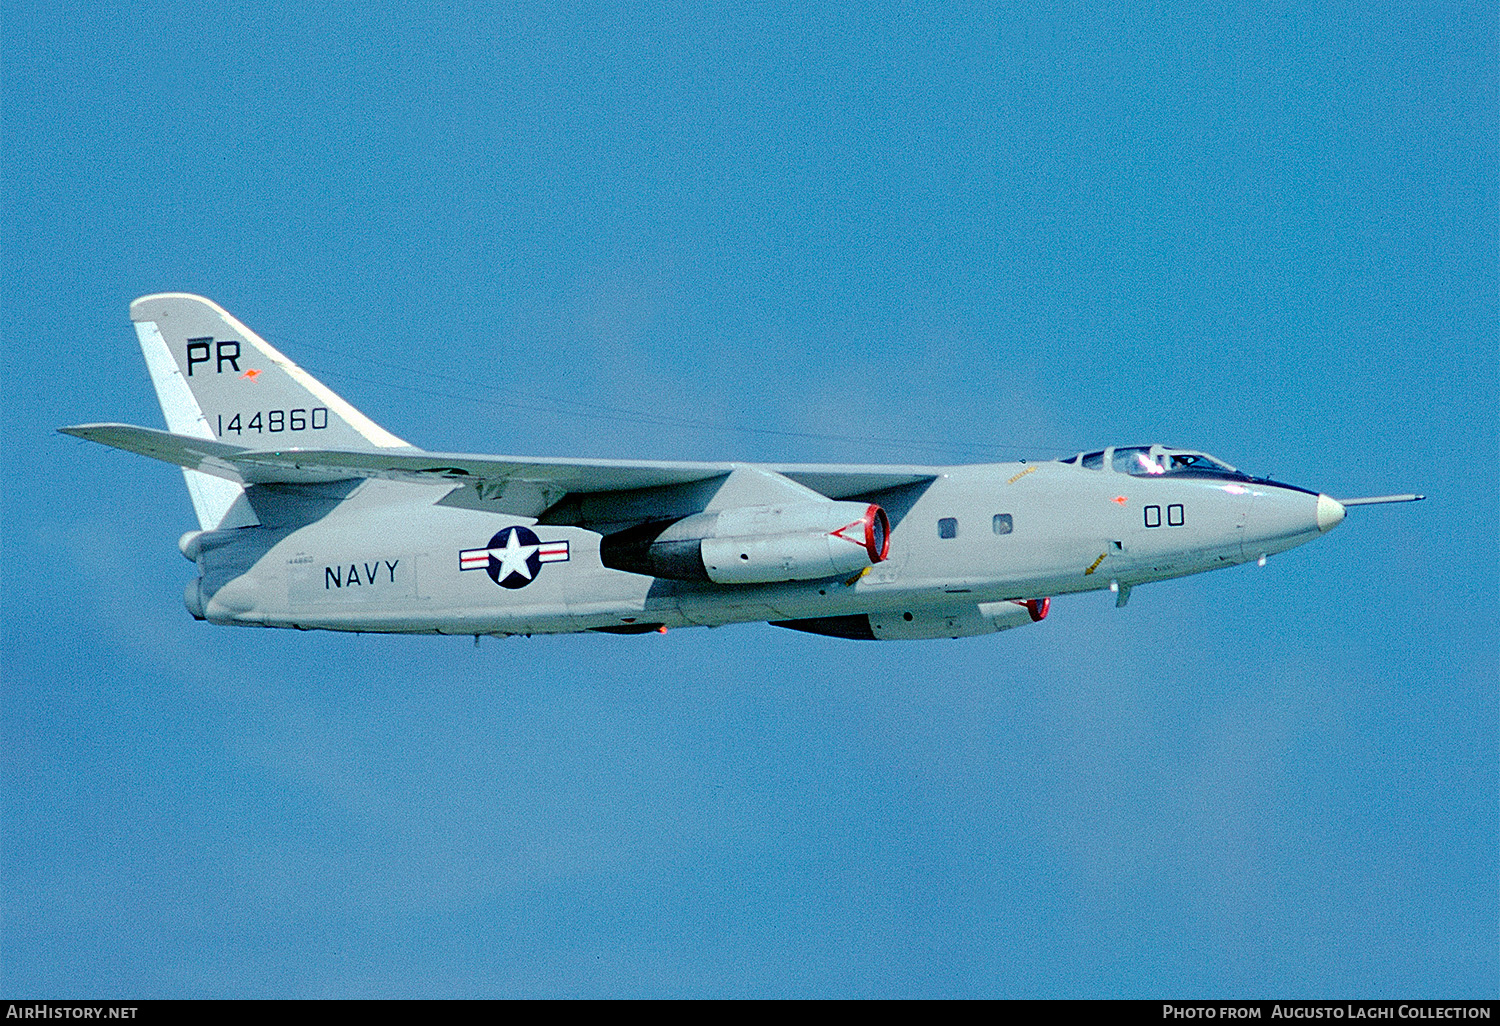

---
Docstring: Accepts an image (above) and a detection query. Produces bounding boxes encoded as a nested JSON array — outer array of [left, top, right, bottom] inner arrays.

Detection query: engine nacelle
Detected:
[[773, 598, 1049, 641], [982, 597, 1050, 631], [601, 501, 890, 584], [869, 598, 1049, 639]]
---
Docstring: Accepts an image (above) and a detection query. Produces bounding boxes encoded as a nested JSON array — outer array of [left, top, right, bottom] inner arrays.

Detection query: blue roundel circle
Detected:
[[486, 525, 544, 588]]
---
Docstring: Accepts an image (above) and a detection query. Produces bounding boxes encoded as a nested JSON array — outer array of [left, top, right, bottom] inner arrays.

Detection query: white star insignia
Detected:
[[492, 529, 539, 580]]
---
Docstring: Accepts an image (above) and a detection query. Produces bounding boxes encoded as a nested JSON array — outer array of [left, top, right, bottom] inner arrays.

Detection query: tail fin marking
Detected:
[[129, 293, 410, 453], [135, 317, 257, 530]]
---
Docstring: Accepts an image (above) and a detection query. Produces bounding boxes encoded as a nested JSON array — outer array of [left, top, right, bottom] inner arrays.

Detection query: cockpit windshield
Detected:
[[1069, 445, 1248, 480], [1161, 451, 1241, 477], [1112, 446, 1163, 476]]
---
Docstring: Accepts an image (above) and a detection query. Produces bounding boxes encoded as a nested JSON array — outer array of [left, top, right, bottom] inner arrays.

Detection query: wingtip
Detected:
[[60, 422, 129, 437]]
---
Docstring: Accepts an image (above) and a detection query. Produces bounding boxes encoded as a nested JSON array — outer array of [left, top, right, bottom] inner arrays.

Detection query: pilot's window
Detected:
[[1144, 505, 1161, 528], [1113, 446, 1165, 476], [992, 513, 1013, 535], [1168, 504, 1185, 526], [938, 517, 958, 539], [1165, 453, 1236, 475], [1081, 450, 1105, 470]]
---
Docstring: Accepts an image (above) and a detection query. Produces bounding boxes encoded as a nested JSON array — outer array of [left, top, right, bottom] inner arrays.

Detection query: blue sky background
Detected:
[[3, 1, 1495, 998]]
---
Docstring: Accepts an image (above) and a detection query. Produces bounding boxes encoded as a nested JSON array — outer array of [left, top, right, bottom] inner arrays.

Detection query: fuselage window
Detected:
[[938, 517, 958, 539], [993, 513, 1013, 535], [1144, 505, 1161, 528], [1168, 504, 1185, 526]]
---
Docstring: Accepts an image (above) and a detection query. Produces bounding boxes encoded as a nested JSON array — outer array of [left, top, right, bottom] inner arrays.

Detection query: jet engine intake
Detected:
[[601, 501, 890, 585]]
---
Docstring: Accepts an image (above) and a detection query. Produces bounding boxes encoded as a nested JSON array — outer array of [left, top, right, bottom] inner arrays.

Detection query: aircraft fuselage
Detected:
[[183, 455, 1338, 640]]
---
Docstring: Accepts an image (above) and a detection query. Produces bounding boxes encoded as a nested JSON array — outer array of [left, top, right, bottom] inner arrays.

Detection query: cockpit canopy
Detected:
[[1067, 445, 1249, 480]]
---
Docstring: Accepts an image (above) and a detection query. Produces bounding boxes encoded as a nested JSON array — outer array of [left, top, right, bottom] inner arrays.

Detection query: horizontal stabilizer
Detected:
[[61, 423, 256, 479]]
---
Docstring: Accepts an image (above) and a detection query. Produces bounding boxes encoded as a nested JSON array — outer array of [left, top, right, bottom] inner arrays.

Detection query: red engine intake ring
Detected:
[[863, 504, 891, 563], [831, 504, 891, 563], [1024, 597, 1050, 622]]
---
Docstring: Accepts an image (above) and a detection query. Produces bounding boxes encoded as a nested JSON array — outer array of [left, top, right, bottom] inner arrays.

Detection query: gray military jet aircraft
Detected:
[[62, 294, 1422, 640]]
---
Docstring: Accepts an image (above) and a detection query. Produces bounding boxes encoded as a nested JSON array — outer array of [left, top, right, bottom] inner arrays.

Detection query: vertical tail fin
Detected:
[[130, 293, 411, 529]]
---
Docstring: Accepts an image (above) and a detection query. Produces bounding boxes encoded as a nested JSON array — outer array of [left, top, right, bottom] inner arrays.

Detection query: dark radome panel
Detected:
[[769, 615, 878, 640]]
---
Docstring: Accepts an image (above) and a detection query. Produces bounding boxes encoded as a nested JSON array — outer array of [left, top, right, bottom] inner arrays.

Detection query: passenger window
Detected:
[[992, 513, 1013, 535], [938, 517, 958, 539]]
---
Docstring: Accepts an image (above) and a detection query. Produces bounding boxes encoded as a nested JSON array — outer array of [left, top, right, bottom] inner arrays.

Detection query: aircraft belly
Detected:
[[173, 450, 1324, 635], [675, 596, 784, 628]]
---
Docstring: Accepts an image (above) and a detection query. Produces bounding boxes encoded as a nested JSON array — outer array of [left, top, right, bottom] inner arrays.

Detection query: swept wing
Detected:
[[60, 422, 936, 518]]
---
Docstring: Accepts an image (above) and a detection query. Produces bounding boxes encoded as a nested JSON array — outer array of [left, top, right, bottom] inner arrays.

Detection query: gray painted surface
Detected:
[[70, 297, 1407, 641]]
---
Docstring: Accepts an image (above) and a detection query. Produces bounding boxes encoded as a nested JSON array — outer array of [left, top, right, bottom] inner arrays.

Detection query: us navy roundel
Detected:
[[459, 526, 570, 589]]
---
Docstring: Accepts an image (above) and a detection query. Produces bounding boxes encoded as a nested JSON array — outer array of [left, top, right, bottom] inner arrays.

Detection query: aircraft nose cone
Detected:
[[1316, 493, 1346, 533]]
